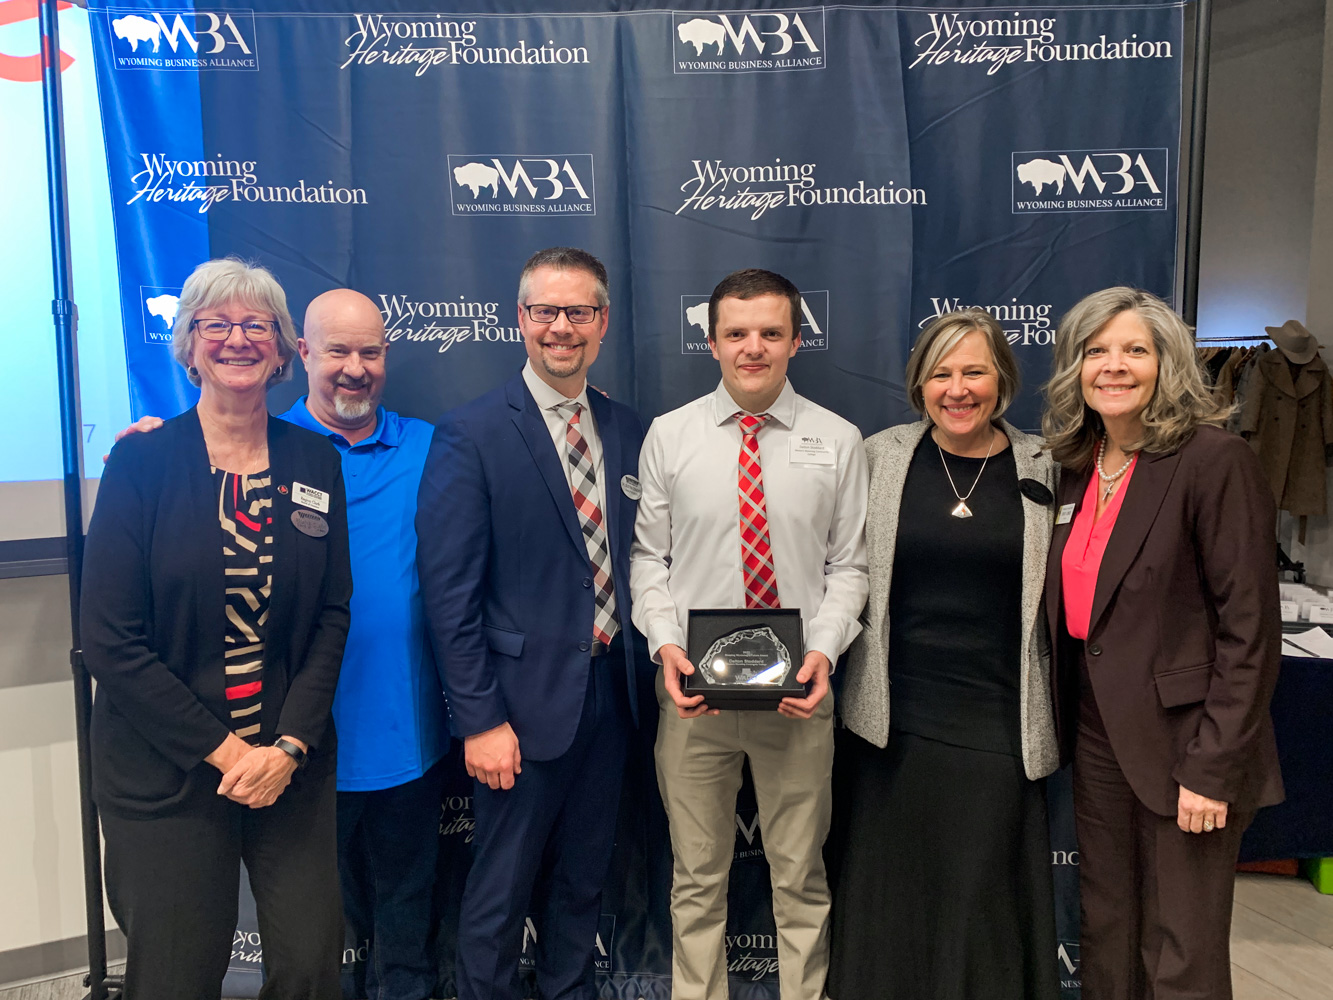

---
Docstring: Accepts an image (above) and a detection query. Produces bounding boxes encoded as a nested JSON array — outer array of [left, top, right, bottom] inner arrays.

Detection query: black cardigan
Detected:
[[81, 408, 352, 817]]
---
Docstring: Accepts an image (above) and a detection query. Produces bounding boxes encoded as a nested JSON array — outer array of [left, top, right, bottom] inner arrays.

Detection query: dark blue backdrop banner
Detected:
[[87, 2, 1184, 997]]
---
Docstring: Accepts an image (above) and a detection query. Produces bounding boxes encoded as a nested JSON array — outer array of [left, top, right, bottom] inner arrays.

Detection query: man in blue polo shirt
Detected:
[[284, 288, 448, 1000]]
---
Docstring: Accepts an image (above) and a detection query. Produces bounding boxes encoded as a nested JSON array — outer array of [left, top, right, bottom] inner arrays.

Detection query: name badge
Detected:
[[1056, 503, 1076, 525], [291, 509, 329, 537], [292, 481, 329, 513], [789, 436, 835, 466], [621, 474, 643, 500]]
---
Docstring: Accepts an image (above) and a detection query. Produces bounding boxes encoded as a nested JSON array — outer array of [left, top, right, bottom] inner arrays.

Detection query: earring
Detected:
[[187, 366, 199, 379], [273, 365, 284, 379]]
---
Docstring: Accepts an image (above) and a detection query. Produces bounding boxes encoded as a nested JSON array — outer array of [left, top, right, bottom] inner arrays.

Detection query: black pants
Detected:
[[337, 758, 446, 1000], [102, 763, 343, 1000]]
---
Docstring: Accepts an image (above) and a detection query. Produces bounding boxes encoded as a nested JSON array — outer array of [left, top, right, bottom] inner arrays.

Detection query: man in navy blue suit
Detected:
[[417, 247, 645, 1000]]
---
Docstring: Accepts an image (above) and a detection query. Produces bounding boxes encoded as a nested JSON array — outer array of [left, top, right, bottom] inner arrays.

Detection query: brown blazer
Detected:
[[1045, 425, 1284, 817], [1239, 349, 1333, 516]]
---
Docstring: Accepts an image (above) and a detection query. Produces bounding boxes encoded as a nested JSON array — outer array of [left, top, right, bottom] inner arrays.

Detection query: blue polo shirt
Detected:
[[281, 397, 448, 792]]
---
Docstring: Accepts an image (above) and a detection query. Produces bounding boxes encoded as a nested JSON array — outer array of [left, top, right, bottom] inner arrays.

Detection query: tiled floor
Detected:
[[2, 875, 1330, 999]]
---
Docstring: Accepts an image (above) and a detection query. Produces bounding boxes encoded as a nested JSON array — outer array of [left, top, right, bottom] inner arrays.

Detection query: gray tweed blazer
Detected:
[[839, 419, 1060, 780]]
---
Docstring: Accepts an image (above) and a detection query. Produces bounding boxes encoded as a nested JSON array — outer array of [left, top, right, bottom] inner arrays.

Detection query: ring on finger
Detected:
[[1203, 818, 1215, 832]]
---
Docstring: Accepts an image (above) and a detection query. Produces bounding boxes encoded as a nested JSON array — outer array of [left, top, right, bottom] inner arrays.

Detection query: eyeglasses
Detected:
[[191, 318, 280, 342], [522, 304, 601, 325]]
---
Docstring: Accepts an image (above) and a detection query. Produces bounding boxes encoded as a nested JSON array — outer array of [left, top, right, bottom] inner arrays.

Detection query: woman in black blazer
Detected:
[[82, 258, 351, 1000]]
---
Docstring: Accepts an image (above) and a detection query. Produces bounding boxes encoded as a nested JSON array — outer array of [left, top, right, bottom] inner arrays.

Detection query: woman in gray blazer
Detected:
[[827, 309, 1060, 1000]]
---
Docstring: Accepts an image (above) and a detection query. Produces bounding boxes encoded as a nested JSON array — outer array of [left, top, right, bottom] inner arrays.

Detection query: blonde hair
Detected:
[[905, 308, 1020, 419], [171, 257, 297, 387], [1042, 287, 1229, 470]]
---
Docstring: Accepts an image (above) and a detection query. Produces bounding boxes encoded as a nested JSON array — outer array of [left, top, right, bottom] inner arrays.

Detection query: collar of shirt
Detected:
[[522, 360, 594, 415], [282, 396, 398, 449], [709, 378, 797, 430]]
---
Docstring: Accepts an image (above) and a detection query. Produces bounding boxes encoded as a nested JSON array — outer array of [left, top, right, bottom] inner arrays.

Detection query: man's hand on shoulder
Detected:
[[659, 643, 718, 719], [103, 415, 163, 462], [778, 650, 831, 720], [465, 722, 522, 790]]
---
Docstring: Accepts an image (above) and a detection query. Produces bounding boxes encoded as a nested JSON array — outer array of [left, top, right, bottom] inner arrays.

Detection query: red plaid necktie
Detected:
[[557, 402, 618, 645], [736, 413, 780, 609]]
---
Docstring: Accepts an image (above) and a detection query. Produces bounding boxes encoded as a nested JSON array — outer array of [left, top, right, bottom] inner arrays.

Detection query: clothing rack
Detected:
[[1195, 335, 1272, 343]]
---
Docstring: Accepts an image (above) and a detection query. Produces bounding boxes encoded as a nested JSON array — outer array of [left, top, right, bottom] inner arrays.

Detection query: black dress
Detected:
[[828, 437, 1058, 1000]]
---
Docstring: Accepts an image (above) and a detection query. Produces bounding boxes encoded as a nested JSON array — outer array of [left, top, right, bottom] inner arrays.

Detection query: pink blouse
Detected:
[[1061, 455, 1139, 640]]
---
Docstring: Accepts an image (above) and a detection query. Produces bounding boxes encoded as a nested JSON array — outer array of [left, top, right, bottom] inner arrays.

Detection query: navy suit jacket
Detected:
[[417, 373, 646, 761]]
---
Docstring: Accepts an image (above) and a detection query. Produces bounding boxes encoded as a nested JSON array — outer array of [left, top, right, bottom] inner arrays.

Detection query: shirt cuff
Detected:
[[646, 619, 688, 664], [806, 620, 861, 674]]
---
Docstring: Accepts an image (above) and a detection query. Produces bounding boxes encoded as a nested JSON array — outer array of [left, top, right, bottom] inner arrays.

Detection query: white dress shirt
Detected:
[[522, 360, 607, 515], [630, 379, 869, 666]]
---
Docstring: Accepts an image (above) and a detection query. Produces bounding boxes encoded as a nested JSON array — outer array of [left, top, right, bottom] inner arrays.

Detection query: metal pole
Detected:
[[38, 3, 116, 998], [1182, 0, 1213, 326]]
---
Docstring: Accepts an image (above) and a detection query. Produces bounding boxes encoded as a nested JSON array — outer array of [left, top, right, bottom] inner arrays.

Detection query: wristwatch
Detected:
[[273, 737, 308, 769]]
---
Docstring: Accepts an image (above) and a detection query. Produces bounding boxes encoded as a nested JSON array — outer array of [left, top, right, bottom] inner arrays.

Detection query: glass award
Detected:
[[684, 609, 806, 710]]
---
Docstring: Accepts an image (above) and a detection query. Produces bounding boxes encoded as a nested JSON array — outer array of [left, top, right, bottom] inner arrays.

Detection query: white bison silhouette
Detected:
[[1016, 158, 1066, 197], [677, 18, 726, 57], [146, 293, 180, 329], [685, 302, 710, 334], [452, 162, 500, 199], [113, 14, 162, 53]]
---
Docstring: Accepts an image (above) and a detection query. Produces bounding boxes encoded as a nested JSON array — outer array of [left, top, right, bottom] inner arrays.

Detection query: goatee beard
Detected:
[[333, 392, 375, 421]]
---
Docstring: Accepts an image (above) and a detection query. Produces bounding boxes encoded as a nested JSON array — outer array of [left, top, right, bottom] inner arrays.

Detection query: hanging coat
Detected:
[[1239, 349, 1333, 516]]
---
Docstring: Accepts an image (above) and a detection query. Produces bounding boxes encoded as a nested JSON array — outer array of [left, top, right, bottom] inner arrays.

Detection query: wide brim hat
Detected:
[[1264, 319, 1319, 364]]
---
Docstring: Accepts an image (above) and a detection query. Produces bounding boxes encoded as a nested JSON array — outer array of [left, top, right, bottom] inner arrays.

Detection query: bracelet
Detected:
[[273, 737, 308, 769]]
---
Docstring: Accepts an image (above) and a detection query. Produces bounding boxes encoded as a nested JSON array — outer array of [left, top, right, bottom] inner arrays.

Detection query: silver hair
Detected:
[[904, 308, 1021, 420], [1042, 287, 1229, 470], [171, 257, 297, 387]]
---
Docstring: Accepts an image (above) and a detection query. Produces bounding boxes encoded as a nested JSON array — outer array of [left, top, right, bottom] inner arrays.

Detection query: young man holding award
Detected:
[[629, 268, 869, 1000]]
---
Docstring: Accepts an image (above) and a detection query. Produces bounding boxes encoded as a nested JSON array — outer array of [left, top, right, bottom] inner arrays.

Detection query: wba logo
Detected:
[[673, 9, 825, 74], [909, 12, 1173, 76], [1012, 149, 1168, 213], [140, 286, 182, 346], [107, 9, 257, 71], [448, 155, 595, 216], [681, 291, 829, 356], [919, 296, 1054, 348], [520, 915, 616, 973], [1058, 940, 1081, 989], [378, 295, 521, 353]]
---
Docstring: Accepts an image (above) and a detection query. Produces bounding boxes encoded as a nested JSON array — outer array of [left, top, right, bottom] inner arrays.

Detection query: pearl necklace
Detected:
[[1095, 436, 1135, 503]]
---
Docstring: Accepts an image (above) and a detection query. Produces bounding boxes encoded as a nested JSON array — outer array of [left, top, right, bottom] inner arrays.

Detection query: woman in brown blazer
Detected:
[[1041, 287, 1283, 1000]]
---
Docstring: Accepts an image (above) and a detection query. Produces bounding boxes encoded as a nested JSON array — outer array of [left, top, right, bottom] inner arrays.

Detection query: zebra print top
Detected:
[[215, 467, 274, 745]]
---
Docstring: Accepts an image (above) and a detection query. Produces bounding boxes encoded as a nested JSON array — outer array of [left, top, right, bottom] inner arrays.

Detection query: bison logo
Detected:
[[685, 301, 710, 334], [145, 293, 180, 329], [452, 161, 500, 199], [677, 18, 725, 57], [1016, 158, 1066, 197], [112, 14, 162, 53]]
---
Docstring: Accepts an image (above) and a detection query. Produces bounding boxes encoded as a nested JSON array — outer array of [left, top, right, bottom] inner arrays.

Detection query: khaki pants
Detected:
[[654, 671, 835, 1000]]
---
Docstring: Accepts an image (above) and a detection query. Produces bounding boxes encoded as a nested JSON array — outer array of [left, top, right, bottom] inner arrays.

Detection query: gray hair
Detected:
[[171, 257, 297, 387], [905, 308, 1021, 419], [1042, 287, 1229, 470], [516, 247, 609, 309]]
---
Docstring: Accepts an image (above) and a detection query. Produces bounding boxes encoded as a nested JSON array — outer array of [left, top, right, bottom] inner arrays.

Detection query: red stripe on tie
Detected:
[[226, 681, 263, 700]]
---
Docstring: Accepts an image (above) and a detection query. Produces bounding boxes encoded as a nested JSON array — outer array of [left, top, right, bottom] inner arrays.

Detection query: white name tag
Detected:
[[789, 436, 835, 466], [292, 481, 330, 513], [1056, 503, 1076, 525]]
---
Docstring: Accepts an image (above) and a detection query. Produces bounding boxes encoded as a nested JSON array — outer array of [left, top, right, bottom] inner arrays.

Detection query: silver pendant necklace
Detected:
[[937, 430, 996, 519], [1095, 435, 1135, 504]]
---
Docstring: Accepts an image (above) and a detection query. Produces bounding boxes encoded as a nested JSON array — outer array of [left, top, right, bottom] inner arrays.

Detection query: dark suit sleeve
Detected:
[[276, 457, 351, 749], [80, 442, 232, 771], [1171, 434, 1282, 803], [417, 413, 507, 739]]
